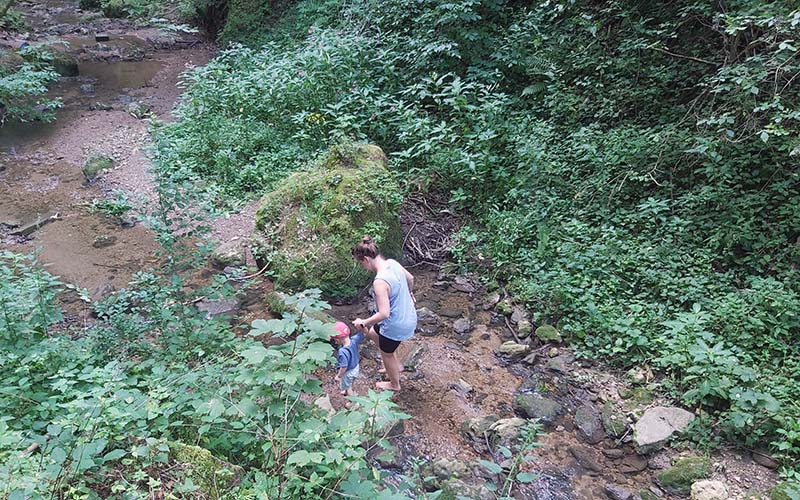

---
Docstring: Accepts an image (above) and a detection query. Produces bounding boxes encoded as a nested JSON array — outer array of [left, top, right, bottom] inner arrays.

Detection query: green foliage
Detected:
[[0, 49, 60, 124], [0, 9, 28, 32], [153, 0, 800, 467], [89, 189, 135, 218]]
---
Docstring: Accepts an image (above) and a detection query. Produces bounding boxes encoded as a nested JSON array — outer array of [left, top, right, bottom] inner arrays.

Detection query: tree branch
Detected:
[[650, 46, 717, 66]]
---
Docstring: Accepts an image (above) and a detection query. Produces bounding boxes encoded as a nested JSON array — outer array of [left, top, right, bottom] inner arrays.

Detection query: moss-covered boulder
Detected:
[[535, 324, 561, 342], [168, 441, 242, 498], [656, 456, 711, 496], [252, 143, 403, 298]]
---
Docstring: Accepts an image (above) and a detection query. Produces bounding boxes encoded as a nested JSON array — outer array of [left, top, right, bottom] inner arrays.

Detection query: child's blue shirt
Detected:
[[336, 332, 365, 370]]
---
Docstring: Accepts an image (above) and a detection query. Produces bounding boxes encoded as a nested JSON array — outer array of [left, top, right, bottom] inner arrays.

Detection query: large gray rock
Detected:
[[575, 403, 605, 444], [633, 406, 695, 454], [211, 239, 246, 269], [690, 480, 729, 500], [514, 393, 562, 426], [488, 418, 526, 449], [453, 317, 472, 335]]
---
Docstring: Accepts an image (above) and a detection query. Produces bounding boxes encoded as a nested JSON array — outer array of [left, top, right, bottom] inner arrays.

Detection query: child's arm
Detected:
[[334, 366, 346, 381]]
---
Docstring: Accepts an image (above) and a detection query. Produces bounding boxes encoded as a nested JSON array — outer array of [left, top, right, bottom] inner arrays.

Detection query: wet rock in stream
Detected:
[[574, 402, 605, 444], [514, 393, 562, 426]]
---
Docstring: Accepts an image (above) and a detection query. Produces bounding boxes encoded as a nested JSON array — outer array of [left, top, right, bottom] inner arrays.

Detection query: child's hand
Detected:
[[334, 376, 341, 383]]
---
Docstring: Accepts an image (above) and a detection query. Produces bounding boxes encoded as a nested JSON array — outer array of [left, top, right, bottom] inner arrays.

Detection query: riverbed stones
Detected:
[[125, 101, 151, 118], [633, 406, 695, 454], [510, 305, 528, 324], [252, 143, 402, 298], [690, 480, 728, 500], [460, 415, 499, 453], [498, 341, 529, 358], [482, 292, 501, 310], [514, 393, 562, 425], [439, 307, 462, 318], [656, 456, 711, 496], [575, 403, 605, 444]]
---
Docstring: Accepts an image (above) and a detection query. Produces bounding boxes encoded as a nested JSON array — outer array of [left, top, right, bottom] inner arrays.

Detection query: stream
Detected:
[[0, 1, 781, 498]]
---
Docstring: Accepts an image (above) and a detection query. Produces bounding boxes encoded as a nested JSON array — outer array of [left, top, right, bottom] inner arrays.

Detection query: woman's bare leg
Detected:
[[365, 327, 387, 373], [376, 351, 401, 391]]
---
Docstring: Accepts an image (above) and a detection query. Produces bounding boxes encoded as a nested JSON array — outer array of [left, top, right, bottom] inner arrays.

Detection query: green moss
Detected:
[[656, 456, 710, 496], [83, 154, 113, 181], [168, 441, 242, 499], [252, 143, 403, 298], [601, 401, 627, 437], [535, 324, 561, 342]]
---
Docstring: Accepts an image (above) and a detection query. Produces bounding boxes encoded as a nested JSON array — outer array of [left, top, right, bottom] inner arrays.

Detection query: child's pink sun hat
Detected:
[[331, 321, 350, 339]]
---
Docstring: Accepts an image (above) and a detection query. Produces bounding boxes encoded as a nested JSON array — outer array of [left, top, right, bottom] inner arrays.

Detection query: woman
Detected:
[[352, 235, 417, 392]]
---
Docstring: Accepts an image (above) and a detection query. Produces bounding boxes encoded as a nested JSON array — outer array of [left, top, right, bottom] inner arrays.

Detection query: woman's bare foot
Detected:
[[378, 367, 387, 374], [376, 381, 400, 391]]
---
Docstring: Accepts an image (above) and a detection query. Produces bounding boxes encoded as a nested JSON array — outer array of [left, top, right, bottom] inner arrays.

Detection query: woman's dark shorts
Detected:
[[375, 323, 402, 353]]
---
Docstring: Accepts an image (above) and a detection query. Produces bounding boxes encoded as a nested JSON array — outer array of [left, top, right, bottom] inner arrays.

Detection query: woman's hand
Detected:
[[353, 318, 367, 331]]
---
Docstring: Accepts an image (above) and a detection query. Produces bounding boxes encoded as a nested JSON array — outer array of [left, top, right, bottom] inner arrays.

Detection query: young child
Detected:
[[331, 321, 365, 396]]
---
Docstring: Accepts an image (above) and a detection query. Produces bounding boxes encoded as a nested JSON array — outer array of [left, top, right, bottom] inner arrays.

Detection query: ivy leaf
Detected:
[[51, 446, 67, 464], [478, 459, 503, 474], [516, 472, 539, 483]]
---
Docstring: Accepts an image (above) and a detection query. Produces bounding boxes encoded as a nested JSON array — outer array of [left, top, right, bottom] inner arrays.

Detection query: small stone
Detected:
[[535, 324, 562, 342], [569, 445, 603, 472], [488, 418, 526, 448], [83, 154, 113, 181], [619, 454, 648, 473], [604, 483, 633, 500], [498, 341, 530, 358], [451, 275, 476, 293], [125, 101, 151, 118], [417, 307, 441, 325], [625, 366, 652, 386], [92, 234, 117, 248], [602, 449, 625, 459], [522, 352, 538, 365], [690, 480, 728, 500], [439, 307, 462, 318], [196, 298, 239, 318], [482, 292, 501, 310], [517, 319, 533, 338], [453, 317, 472, 335], [510, 306, 528, 324], [450, 379, 472, 397], [547, 347, 559, 358], [639, 490, 660, 500], [80, 83, 95, 94]]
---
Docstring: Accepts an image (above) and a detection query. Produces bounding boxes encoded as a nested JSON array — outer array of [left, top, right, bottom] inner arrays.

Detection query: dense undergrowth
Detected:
[[153, 0, 800, 473]]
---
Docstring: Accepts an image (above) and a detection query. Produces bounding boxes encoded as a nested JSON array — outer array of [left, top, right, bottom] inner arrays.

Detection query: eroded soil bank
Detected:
[[0, 1, 782, 498]]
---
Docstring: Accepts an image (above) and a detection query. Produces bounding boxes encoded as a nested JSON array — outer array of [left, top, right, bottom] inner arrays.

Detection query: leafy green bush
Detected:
[[0, 49, 60, 124]]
